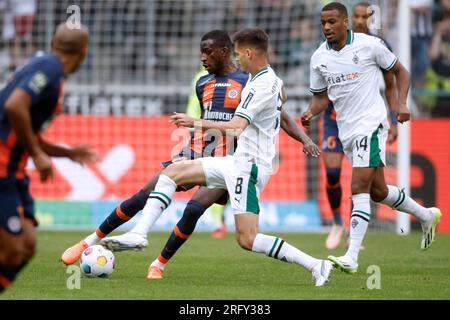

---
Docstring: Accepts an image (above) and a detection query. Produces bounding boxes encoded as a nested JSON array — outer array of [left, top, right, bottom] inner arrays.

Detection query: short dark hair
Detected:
[[232, 27, 269, 53], [201, 30, 233, 51], [355, 2, 370, 8], [353, 2, 371, 12], [322, 2, 348, 17]]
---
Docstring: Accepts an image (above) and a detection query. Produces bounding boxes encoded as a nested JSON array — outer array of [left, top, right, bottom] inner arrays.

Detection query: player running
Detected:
[[322, 1, 399, 250], [138, 27, 333, 286], [302, 2, 442, 274], [0, 23, 94, 293], [61, 30, 320, 267]]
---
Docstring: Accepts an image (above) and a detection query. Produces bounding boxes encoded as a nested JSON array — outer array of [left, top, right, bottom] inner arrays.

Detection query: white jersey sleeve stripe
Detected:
[[310, 86, 327, 93], [380, 57, 398, 72], [235, 111, 252, 123]]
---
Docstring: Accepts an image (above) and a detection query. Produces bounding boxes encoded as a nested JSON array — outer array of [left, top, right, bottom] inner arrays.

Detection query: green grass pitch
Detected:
[[1, 231, 449, 300]]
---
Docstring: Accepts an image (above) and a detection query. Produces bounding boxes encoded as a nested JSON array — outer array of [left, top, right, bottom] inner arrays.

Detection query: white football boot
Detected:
[[100, 232, 148, 252], [420, 207, 442, 250], [311, 260, 333, 287]]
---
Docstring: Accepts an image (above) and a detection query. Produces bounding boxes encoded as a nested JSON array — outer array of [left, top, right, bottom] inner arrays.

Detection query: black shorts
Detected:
[[0, 177, 37, 235]]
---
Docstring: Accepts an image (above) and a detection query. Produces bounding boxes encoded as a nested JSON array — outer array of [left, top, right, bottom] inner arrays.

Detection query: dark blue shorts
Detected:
[[323, 114, 343, 153], [0, 177, 37, 235]]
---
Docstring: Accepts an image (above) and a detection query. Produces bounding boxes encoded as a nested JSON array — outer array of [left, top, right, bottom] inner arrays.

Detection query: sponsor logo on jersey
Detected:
[[213, 82, 231, 88], [327, 72, 359, 85], [203, 110, 233, 121]]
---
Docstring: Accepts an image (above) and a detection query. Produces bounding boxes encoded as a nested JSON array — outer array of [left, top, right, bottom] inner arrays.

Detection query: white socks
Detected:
[[150, 257, 167, 270], [381, 185, 431, 222], [346, 193, 371, 262], [130, 174, 177, 236], [84, 232, 101, 246], [252, 233, 320, 271]]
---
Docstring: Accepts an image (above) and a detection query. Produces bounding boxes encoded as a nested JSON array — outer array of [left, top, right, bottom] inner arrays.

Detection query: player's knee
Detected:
[[370, 185, 388, 202], [162, 162, 188, 185], [177, 200, 206, 234], [183, 201, 206, 220], [161, 164, 179, 180], [326, 168, 341, 186], [21, 219, 36, 262], [235, 232, 256, 251], [1, 242, 25, 269], [22, 236, 36, 262], [351, 177, 371, 194]]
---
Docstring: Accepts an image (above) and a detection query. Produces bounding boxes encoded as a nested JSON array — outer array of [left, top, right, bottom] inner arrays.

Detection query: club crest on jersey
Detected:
[[228, 89, 238, 99], [353, 52, 359, 64]]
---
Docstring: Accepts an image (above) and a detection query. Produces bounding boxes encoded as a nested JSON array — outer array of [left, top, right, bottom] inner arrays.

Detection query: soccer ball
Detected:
[[80, 245, 115, 278]]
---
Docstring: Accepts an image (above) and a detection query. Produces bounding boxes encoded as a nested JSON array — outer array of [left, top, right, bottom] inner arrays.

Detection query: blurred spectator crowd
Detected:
[[0, 0, 448, 117]]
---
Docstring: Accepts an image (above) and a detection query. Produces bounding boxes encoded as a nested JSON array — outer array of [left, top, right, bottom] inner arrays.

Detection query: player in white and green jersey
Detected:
[[302, 2, 442, 274], [142, 27, 333, 286]]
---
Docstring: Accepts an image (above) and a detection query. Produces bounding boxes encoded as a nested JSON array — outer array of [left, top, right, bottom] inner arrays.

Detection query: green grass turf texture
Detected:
[[1, 231, 449, 300]]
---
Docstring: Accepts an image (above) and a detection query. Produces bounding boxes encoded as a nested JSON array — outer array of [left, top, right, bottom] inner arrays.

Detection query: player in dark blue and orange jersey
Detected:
[[321, 2, 399, 250], [0, 23, 95, 293], [62, 30, 320, 278], [185, 66, 229, 238]]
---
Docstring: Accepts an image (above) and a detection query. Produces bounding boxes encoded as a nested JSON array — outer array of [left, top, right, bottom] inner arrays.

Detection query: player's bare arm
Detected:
[[301, 90, 330, 129], [281, 86, 288, 103], [5, 88, 53, 182], [383, 71, 398, 143], [39, 137, 98, 165], [388, 60, 411, 123], [170, 112, 249, 136], [280, 110, 320, 157]]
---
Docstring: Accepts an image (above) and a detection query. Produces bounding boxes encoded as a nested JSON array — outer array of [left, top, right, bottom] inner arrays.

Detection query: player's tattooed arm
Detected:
[[383, 71, 398, 144], [5, 88, 53, 182], [301, 90, 329, 129], [280, 110, 320, 157]]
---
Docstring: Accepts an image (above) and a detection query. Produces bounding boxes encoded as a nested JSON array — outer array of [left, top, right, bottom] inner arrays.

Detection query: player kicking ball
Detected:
[[302, 2, 442, 274], [138, 27, 332, 286], [61, 30, 320, 273]]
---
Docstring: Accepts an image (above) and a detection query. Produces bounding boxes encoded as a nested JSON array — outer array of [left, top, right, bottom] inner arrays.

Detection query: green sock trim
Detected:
[[268, 238, 280, 257]]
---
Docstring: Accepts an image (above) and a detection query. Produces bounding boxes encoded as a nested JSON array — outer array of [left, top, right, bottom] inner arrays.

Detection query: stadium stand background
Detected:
[[0, 0, 449, 232]]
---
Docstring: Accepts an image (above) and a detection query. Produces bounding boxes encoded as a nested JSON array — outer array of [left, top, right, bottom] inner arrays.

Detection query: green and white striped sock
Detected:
[[130, 174, 176, 235], [346, 193, 371, 262], [381, 185, 431, 222], [252, 233, 319, 271]]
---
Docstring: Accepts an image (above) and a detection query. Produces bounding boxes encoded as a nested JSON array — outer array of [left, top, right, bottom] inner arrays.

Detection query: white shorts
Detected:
[[343, 123, 388, 168], [198, 155, 270, 214]]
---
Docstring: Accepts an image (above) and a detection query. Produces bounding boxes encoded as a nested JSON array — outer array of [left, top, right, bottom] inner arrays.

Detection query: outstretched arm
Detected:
[[170, 112, 249, 136], [280, 110, 320, 157], [39, 137, 98, 165]]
